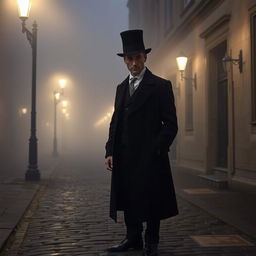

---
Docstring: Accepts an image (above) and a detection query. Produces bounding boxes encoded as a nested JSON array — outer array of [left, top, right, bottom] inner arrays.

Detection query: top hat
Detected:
[[117, 29, 151, 57]]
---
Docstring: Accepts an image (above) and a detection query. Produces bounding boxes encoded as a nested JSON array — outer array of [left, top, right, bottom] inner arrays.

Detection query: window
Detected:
[[185, 60, 193, 131], [251, 11, 256, 124], [164, 0, 173, 31]]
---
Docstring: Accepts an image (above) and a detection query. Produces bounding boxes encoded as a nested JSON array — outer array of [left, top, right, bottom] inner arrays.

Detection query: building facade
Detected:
[[127, 0, 256, 192]]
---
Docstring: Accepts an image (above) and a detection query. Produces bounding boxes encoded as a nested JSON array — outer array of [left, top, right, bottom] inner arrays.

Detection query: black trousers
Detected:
[[124, 211, 160, 244], [118, 145, 160, 244]]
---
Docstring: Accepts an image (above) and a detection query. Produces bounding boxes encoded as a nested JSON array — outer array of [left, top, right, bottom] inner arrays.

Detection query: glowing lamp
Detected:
[[55, 92, 60, 100], [21, 107, 28, 114], [176, 54, 188, 72], [17, 0, 32, 19], [62, 100, 68, 108], [59, 79, 67, 89]]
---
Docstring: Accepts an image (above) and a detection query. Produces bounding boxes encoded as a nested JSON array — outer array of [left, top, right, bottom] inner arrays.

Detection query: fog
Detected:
[[3, 0, 129, 172]]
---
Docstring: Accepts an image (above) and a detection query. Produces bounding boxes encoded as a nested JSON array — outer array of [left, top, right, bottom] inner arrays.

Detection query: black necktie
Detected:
[[129, 77, 137, 96]]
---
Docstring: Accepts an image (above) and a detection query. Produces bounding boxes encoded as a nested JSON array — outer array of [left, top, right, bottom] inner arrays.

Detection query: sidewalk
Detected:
[[0, 157, 57, 251], [172, 165, 256, 239]]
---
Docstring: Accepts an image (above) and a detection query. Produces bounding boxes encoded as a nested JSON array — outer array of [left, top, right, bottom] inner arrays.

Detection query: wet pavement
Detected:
[[0, 181, 39, 250], [0, 157, 56, 254], [10, 163, 256, 256]]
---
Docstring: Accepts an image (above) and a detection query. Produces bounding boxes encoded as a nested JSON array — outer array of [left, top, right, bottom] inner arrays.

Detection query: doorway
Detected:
[[209, 41, 228, 171]]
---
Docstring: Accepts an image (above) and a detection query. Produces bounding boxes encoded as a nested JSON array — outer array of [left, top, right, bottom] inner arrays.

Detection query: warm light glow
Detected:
[[17, 0, 32, 18], [62, 100, 68, 108], [55, 92, 60, 100], [62, 108, 67, 114], [21, 107, 27, 114], [59, 79, 67, 89], [94, 106, 114, 127], [176, 55, 188, 71], [65, 113, 70, 120]]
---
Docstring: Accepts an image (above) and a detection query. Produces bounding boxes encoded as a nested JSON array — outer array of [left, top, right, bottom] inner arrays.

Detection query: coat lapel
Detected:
[[115, 68, 156, 116], [128, 68, 156, 115], [115, 76, 129, 112]]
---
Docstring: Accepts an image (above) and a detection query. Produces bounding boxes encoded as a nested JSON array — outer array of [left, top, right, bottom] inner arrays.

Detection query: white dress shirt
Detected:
[[129, 66, 146, 90]]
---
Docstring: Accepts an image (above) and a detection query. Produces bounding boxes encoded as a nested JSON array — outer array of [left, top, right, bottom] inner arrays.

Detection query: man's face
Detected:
[[124, 52, 147, 76]]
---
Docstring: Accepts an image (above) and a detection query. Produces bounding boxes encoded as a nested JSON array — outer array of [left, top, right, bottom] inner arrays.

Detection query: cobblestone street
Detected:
[[16, 163, 256, 256]]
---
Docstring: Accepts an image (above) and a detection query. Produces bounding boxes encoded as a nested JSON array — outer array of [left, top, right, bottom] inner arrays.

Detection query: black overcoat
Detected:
[[105, 68, 178, 222]]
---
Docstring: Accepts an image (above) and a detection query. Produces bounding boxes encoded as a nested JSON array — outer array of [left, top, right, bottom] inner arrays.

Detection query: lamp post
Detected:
[[52, 92, 60, 157], [61, 101, 69, 155], [52, 80, 67, 157], [17, 0, 40, 180]]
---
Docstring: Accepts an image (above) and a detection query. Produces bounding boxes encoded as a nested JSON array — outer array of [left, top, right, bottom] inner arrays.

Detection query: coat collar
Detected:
[[116, 68, 156, 114]]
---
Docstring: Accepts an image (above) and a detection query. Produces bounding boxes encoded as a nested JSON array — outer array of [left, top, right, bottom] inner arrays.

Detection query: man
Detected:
[[105, 29, 178, 256]]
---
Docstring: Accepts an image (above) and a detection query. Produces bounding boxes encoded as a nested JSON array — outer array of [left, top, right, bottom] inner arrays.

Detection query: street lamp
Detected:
[[62, 100, 68, 108], [22, 108, 28, 114], [16, 0, 40, 181], [52, 79, 67, 157], [59, 79, 67, 90], [19, 107, 28, 115]]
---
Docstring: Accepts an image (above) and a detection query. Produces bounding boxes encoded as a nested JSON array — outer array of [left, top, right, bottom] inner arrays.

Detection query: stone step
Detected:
[[198, 174, 228, 189]]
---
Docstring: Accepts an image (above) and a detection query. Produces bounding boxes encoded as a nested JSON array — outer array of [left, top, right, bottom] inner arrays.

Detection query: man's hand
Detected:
[[105, 156, 113, 171]]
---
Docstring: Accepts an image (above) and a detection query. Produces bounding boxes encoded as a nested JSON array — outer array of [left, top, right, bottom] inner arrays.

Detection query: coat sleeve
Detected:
[[155, 80, 178, 154], [105, 86, 119, 158]]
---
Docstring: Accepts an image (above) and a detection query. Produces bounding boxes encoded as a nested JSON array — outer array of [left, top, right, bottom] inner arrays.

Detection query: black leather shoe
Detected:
[[106, 238, 143, 252], [143, 243, 158, 256]]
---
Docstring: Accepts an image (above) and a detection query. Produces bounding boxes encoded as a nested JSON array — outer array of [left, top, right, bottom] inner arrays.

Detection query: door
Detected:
[[209, 41, 228, 170]]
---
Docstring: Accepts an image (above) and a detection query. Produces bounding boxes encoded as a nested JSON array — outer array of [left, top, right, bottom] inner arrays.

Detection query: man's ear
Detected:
[[123, 56, 127, 63], [144, 54, 147, 62]]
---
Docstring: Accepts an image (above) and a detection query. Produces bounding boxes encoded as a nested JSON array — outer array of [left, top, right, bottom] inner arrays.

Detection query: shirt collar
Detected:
[[129, 66, 146, 81]]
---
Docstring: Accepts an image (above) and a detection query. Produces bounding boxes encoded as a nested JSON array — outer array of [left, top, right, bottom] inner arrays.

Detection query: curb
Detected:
[[0, 162, 59, 256]]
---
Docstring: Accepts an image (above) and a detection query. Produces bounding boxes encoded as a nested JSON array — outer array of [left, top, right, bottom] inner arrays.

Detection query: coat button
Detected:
[[125, 107, 129, 111]]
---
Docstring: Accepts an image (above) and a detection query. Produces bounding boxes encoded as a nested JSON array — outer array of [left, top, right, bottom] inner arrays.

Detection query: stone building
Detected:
[[127, 0, 256, 192]]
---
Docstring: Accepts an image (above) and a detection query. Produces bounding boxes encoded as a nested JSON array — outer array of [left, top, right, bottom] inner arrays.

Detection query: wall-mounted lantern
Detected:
[[222, 49, 243, 73], [176, 52, 197, 88]]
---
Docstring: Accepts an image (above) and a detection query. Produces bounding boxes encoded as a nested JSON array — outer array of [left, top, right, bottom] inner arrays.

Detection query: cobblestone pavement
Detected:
[[17, 165, 256, 256]]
